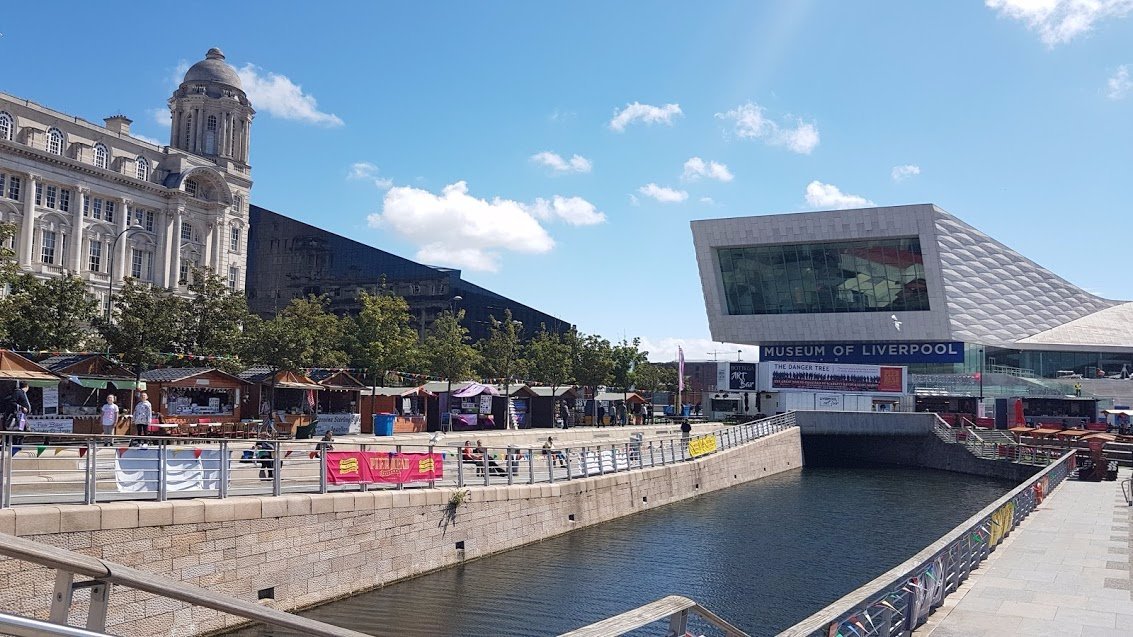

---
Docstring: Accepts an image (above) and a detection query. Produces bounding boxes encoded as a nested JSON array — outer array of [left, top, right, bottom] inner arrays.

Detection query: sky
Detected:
[[2, 1, 1131, 362]]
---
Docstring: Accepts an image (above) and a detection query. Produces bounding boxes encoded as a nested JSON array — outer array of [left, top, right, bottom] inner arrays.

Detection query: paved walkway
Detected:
[[920, 468, 1132, 637]]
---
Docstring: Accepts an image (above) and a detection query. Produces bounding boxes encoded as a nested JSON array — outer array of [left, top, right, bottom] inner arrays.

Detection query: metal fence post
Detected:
[[396, 445, 404, 491], [547, 450, 555, 483], [581, 446, 589, 476], [565, 448, 573, 480], [1, 436, 11, 509], [482, 448, 490, 486], [529, 448, 536, 484], [457, 451, 465, 487], [428, 445, 436, 489], [157, 441, 168, 502], [85, 441, 97, 505], [271, 441, 282, 496], [318, 441, 328, 494], [219, 440, 229, 499], [649, 440, 655, 467]]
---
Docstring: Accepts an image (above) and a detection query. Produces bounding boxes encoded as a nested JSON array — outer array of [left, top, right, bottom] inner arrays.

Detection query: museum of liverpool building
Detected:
[[691, 204, 1133, 426]]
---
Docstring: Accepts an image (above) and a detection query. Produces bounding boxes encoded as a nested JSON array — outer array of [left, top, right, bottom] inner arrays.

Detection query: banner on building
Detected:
[[760, 341, 964, 364], [688, 434, 718, 458], [726, 363, 758, 391], [766, 362, 906, 394], [325, 451, 444, 485]]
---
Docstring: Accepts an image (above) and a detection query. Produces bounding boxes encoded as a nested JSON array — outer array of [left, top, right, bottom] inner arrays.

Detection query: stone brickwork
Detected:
[[0, 428, 802, 636]]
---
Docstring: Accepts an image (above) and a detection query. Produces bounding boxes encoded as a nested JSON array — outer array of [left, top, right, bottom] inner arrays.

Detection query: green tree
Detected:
[[279, 295, 348, 368], [526, 325, 573, 425], [1, 273, 98, 351], [611, 337, 648, 393], [0, 222, 19, 345], [347, 290, 419, 385], [475, 309, 526, 381], [98, 278, 184, 369], [421, 309, 479, 392], [573, 333, 614, 425], [180, 267, 253, 359]]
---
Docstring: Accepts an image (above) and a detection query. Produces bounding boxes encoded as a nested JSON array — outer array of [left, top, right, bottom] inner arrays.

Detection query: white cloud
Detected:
[[548, 109, 576, 122], [526, 196, 607, 226], [715, 102, 820, 154], [150, 108, 172, 127], [699, 196, 716, 205], [1107, 65, 1132, 99], [236, 64, 344, 127], [986, 0, 1133, 46], [682, 157, 734, 182], [628, 194, 640, 207], [347, 162, 393, 189], [804, 180, 874, 209], [608, 102, 683, 132], [638, 337, 753, 364], [891, 164, 921, 182], [369, 182, 605, 272], [638, 183, 689, 204], [530, 151, 593, 174]]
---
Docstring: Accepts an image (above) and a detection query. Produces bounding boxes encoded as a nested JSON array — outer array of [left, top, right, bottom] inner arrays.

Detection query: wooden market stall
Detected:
[[359, 385, 434, 434], [141, 368, 249, 432], [0, 350, 62, 430], [237, 367, 323, 438], [529, 386, 578, 428], [424, 381, 500, 431], [488, 384, 539, 429], [35, 354, 141, 434], [308, 368, 365, 435], [589, 391, 648, 426]]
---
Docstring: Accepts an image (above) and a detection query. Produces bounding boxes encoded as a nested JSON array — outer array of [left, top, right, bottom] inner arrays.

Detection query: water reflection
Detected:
[[228, 467, 1012, 637]]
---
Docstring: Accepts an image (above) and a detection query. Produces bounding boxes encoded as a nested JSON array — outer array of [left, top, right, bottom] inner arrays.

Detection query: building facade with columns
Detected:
[[0, 47, 253, 310]]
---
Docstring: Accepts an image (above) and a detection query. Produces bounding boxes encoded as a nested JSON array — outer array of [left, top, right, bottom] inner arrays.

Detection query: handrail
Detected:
[[0, 612, 110, 637], [0, 532, 374, 637], [558, 595, 749, 637], [777, 450, 1076, 636]]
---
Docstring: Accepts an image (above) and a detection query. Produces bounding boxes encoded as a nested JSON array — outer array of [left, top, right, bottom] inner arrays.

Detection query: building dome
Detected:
[[182, 48, 242, 89]]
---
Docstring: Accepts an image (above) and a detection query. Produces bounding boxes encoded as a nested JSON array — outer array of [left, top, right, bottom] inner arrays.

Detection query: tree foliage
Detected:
[[525, 325, 573, 390], [242, 295, 348, 371], [181, 267, 252, 358], [475, 309, 526, 380], [421, 309, 478, 382], [1, 273, 98, 351], [611, 337, 648, 391], [347, 291, 419, 384], [97, 279, 183, 368], [573, 333, 614, 389]]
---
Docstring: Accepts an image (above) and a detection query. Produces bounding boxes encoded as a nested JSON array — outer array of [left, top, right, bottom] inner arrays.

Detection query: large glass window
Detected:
[[718, 237, 930, 315]]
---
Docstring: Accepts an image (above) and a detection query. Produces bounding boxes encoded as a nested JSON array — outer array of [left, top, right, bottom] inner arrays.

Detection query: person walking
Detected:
[[100, 394, 120, 441], [133, 392, 153, 437], [1, 382, 31, 431]]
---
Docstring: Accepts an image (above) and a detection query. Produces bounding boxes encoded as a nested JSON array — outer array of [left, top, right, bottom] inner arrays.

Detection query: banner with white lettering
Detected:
[[763, 362, 906, 394], [759, 341, 964, 364]]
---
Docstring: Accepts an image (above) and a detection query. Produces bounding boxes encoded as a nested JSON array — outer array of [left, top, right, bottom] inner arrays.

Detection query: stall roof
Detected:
[[0, 350, 61, 387], [1053, 429, 1093, 438], [530, 386, 578, 399], [423, 380, 479, 394], [594, 391, 646, 404], [488, 384, 538, 398], [1104, 409, 1133, 415], [309, 368, 366, 390], [37, 354, 140, 388], [237, 367, 323, 390], [368, 385, 435, 397], [1081, 432, 1117, 443], [452, 382, 499, 398], [1028, 427, 1064, 437], [142, 367, 249, 386]]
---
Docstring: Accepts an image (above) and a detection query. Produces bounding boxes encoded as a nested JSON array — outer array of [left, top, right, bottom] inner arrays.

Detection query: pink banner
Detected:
[[325, 451, 444, 485]]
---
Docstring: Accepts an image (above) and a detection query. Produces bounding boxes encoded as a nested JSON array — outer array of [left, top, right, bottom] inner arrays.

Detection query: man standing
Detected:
[[1, 382, 31, 431], [133, 392, 153, 437]]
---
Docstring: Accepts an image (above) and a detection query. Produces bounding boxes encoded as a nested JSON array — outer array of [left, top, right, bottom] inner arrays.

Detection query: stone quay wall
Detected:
[[0, 428, 803, 636]]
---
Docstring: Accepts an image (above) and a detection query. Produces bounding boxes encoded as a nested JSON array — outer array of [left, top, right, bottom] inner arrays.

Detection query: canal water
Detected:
[[230, 467, 1012, 637]]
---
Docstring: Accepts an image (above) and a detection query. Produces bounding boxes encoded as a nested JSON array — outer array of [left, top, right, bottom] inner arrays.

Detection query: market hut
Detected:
[[308, 368, 365, 435], [237, 367, 324, 438], [36, 354, 141, 434], [529, 386, 579, 428], [424, 381, 500, 431], [591, 391, 648, 426], [141, 368, 249, 430], [0, 350, 62, 428], [488, 384, 539, 429], [359, 385, 434, 433]]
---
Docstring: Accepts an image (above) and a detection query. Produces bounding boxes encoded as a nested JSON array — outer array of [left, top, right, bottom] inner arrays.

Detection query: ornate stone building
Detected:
[[0, 48, 253, 310]]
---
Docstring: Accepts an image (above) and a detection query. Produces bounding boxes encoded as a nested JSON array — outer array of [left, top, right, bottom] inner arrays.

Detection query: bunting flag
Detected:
[[35, 446, 46, 457], [284, 450, 293, 458], [308, 451, 318, 460], [12, 447, 20, 455], [78, 447, 87, 458], [193, 449, 203, 459], [53, 447, 64, 456], [116, 448, 128, 457]]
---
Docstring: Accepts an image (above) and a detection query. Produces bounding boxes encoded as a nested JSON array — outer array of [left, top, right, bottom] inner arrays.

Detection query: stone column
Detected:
[[114, 198, 129, 282], [20, 174, 38, 267], [212, 217, 224, 272], [202, 220, 213, 274], [169, 209, 183, 289], [70, 187, 86, 273], [155, 209, 169, 287]]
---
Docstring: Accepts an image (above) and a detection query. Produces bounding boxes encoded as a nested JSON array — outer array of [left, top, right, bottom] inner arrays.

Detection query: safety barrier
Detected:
[[558, 595, 748, 637]]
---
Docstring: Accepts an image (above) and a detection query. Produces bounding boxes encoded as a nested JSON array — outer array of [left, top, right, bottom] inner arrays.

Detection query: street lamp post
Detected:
[[105, 225, 143, 323]]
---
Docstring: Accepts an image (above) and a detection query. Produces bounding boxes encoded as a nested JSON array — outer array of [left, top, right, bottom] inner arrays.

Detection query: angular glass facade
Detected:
[[718, 238, 930, 315]]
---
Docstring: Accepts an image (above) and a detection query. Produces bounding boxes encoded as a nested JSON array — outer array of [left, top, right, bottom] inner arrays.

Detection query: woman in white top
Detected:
[[101, 395, 120, 438]]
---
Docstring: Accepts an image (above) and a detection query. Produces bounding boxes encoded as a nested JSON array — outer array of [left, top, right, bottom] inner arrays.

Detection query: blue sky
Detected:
[[3, 1, 1131, 361]]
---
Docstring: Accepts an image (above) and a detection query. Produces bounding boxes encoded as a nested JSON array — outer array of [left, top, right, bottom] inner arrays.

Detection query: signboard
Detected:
[[727, 363, 759, 391], [41, 387, 59, 414], [27, 417, 73, 433], [766, 362, 906, 394], [760, 341, 964, 364], [479, 394, 493, 415], [815, 393, 844, 409], [688, 434, 718, 458], [314, 413, 361, 436], [325, 451, 444, 485]]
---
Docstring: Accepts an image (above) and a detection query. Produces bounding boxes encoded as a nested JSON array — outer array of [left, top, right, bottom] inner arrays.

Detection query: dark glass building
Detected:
[[246, 205, 572, 342]]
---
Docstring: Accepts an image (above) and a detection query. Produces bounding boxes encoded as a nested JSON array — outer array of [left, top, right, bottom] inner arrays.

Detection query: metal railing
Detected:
[[558, 595, 748, 637], [777, 450, 1076, 637], [0, 413, 797, 508], [930, 416, 1060, 466], [0, 531, 374, 637]]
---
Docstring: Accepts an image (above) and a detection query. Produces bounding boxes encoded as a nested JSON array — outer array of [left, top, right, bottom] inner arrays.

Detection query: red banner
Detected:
[[325, 451, 444, 485]]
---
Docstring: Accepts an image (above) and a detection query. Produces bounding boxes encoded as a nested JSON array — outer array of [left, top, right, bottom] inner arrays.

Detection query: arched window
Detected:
[[93, 143, 109, 169], [47, 128, 64, 155], [0, 112, 12, 141], [135, 156, 149, 181], [184, 179, 198, 197], [205, 115, 217, 154]]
